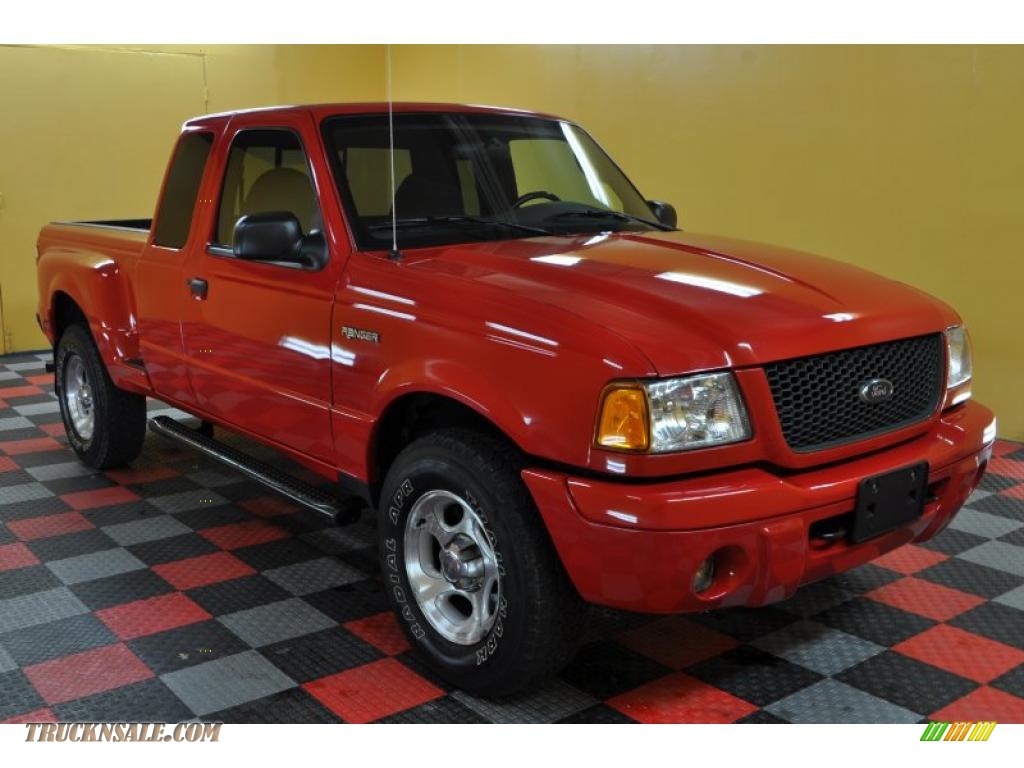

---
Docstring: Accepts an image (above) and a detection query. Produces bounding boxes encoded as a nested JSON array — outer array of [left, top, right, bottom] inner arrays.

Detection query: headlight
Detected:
[[946, 325, 973, 389], [596, 372, 751, 453]]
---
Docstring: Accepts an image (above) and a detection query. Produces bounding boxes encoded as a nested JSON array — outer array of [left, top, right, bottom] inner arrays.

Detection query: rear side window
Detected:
[[152, 132, 213, 249]]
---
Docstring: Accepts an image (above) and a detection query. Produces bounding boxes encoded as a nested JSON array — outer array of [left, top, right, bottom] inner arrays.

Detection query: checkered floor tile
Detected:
[[1, 350, 1022, 723]]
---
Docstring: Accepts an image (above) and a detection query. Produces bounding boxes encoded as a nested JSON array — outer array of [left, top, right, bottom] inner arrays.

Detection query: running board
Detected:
[[148, 416, 361, 524]]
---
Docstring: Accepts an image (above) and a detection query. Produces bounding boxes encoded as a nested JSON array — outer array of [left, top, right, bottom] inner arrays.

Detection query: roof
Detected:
[[184, 102, 564, 128]]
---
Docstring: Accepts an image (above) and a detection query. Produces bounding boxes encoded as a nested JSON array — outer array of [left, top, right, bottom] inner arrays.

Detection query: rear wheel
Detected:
[[378, 428, 585, 696], [55, 323, 146, 469]]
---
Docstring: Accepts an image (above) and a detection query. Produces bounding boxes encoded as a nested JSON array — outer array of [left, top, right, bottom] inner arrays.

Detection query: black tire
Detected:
[[55, 323, 146, 469], [378, 428, 586, 697]]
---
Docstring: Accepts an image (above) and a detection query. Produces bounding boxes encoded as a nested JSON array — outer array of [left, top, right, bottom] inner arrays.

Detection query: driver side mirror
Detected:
[[647, 200, 677, 229], [233, 211, 324, 268]]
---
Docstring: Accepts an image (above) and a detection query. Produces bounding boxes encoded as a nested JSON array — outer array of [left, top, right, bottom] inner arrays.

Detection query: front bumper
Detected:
[[523, 400, 995, 613]]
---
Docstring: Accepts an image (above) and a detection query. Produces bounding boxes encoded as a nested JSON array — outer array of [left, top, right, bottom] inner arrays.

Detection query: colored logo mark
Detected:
[[921, 721, 996, 741]]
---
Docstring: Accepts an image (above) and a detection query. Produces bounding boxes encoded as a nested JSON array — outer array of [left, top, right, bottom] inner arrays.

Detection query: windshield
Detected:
[[322, 112, 666, 250]]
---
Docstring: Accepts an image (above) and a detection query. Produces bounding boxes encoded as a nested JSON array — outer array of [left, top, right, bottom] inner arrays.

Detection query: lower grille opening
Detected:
[[809, 512, 853, 548]]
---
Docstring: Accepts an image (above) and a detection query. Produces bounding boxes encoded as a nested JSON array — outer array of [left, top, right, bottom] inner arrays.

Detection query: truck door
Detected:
[[179, 113, 341, 462], [135, 129, 215, 405]]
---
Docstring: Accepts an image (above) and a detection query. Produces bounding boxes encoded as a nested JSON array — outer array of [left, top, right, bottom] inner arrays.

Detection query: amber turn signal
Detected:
[[595, 386, 650, 451]]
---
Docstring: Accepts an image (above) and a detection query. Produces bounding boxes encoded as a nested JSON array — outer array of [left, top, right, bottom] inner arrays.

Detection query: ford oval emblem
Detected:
[[859, 378, 895, 404]]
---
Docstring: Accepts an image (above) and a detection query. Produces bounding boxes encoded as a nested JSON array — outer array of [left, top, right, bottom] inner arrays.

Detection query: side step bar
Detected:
[[148, 416, 361, 524]]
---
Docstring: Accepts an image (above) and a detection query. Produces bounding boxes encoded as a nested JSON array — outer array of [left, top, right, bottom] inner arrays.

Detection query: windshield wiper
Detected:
[[369, 215, 553, 236], [547, 207, 674, 231]]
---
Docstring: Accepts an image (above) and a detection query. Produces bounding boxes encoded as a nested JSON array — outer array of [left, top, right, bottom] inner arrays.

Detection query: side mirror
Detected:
[[647, 200, 677, 229], [233, 211, 318, 266]]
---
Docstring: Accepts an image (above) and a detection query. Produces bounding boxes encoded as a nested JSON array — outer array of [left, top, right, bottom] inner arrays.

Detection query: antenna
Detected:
[[386, 45, 401, 261]]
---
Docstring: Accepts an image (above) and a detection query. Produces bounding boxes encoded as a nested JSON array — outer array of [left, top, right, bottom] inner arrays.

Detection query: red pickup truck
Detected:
[[36, 102, 995, 695]]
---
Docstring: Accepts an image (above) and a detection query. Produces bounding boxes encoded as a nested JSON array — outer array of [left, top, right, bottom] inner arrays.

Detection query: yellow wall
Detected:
[[390, 45, 1024, 440], [2, 45, 1021, 439], [0, 44, 383, 356]]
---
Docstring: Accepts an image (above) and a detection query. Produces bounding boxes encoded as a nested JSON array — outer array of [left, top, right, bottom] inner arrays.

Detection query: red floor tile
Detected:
[[344, 612, 410, 655], [1003, 483, 1024, 500], [303, 657, 443, 723], [618, 616, 739, 669], [39, 422, 67, 437], [0, 542, 41, 572], [239, 496, 299, 518], [608, 672, 758, 723], [1, 708, 57, 724], [932, 686, 1024, 724], [104, 465, 180, 485], [96, 592, 212, 640], [867, 576, 985, 622], [894, 624, 1024, 683], [0, 455, 18, 472], [0, 385, 43, 399], [0, 437, 62, 456], [151, 551, 256, 590], [988, 457, 1024, 481], [23, 643, 153, 705], [871, 544, 948, 575], [992, 439, 1017, 457], [198, 519, 290, 550], [25, 374, 53, 386], [62, 486, 140, 511], [8, 511, 93, 542]]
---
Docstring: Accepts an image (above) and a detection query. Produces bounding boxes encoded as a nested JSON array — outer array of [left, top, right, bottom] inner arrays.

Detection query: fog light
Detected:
[[693, 555, 716, 594]]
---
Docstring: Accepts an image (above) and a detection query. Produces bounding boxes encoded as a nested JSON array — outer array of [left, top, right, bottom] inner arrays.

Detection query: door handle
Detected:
[[186, 277, 208, 300]]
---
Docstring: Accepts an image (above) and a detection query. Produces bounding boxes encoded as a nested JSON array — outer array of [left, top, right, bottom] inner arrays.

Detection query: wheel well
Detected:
[[370, 393, 514, 500], [51, 291, 87, 345]]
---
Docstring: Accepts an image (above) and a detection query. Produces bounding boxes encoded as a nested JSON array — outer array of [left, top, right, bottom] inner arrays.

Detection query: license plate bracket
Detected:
[[850, 461, 929, 544]]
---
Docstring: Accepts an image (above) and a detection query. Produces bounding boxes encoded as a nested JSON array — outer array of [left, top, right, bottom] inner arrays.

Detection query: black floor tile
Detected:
[[207, 687, 341, 724], [560, 640, 673, 700], [70, 569, 175, 611], [379, 695, 489, 724], [917, 558, 1024, 599], [127, 533, 219, 567], [260, 627, 382, 684], [1, 613, 117, 667], [186, 574, 291, 616], [685, 646, 823, 706], [836, 650, 978, 714], [27, 529, 118, 562], [949, 602, 1024, 650], [817, 597, 936, 646], [128, 619, 250, 675], [53, 678, 193, 722]]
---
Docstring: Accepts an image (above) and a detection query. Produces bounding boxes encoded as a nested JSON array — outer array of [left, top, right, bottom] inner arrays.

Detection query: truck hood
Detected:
[[407, 230, 957, 375]]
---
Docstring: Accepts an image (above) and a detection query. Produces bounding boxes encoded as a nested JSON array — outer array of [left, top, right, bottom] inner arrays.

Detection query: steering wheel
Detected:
[[513, 190, 561, 208]]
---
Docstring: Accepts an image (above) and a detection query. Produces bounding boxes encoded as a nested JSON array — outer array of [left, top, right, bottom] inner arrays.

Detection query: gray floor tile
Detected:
[[263, 557, 364, 596], [46, 548, 147, 585], [453, 679, 597, 723], [765, 679, 921, 723], [0, 482, 54, 505], [161, 650, 296, 716], [752, 621, 885, 675], [994, 584, 1024, 611], [949, 509, 1024, 539], [958, 541, 1024, 577], [14, 401, 60, 416], [102, 515, 192, 547], [0, 643, 15, 673], [218, 598, 336, 647], [25, 462, 97, 482], [0, 587, 90, 634], [0, 416, 34, 432]]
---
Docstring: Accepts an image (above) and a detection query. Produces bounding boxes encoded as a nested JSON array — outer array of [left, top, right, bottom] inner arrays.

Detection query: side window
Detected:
[[215, 129, 321, 247], [152, 132, 213, 249]]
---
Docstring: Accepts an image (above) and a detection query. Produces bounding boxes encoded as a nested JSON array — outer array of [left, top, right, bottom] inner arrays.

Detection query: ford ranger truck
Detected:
[[35, 103, 996, 696]]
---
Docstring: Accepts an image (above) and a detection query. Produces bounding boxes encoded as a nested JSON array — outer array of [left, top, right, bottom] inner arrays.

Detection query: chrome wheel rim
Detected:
[[404, 489, 502, 645], [63, 355, 95, 442]]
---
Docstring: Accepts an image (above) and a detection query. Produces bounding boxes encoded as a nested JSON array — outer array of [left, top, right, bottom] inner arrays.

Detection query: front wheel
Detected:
[[55, 323, 146, 469], [378, 429, 585, 696]]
